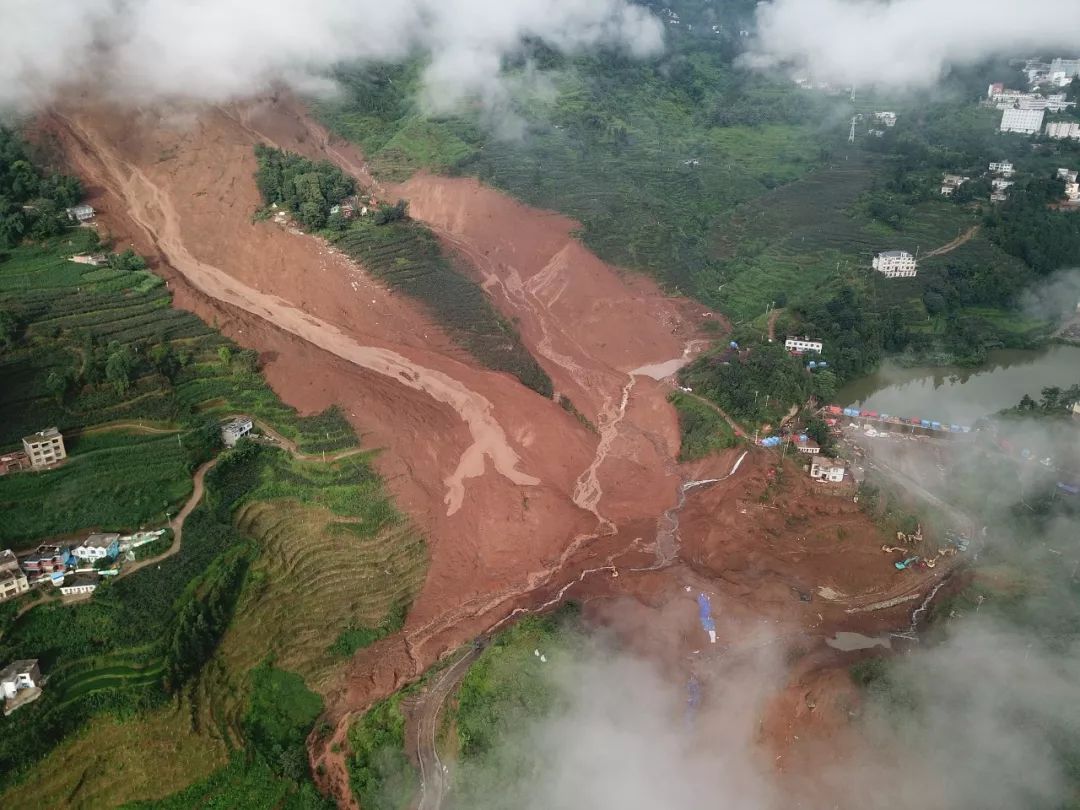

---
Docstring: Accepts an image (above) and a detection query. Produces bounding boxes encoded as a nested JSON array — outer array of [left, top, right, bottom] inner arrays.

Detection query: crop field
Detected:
[[0, 431, 192, 547], [332, 218, 552, 396]]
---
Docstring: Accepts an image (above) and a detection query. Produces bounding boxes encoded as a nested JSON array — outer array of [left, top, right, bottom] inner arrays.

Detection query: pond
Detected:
[[837, 345, 1080, 425]]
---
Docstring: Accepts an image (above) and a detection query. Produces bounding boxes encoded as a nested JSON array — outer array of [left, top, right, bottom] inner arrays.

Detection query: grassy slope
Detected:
[[668, 390, 739, 462]]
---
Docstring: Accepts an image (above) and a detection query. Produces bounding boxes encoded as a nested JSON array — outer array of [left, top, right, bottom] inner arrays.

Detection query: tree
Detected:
[[0, 309, 17, 350], [373, 200, 408, 225], [149, 343, 180, 381], [217, 345, 233, 366], [810, 369, 838, 403], [109, 249, 146, 272], [45, 371, 70, 405], [105, 345, 134, 394]]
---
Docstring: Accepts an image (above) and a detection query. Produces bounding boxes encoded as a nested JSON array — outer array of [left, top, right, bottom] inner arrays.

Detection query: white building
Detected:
[[992, 178, 1015, 192], [1050, 58, 1080, 79], [22, 427, 66, 468], [988, 161, 1014, 177], [1048, 122, 1080, 140], [1000, 108, 1045, 135], [873, 111, 897, 127], [221, 417, 254, 448], [0, 550, 28, 602], [71, 533, 119, 561], [784, 337, 822, 354], [1, 659, 42, 715], [60, 576, 99, 596], [65, 204, 95, 222], [1066, 183, 1080, 204], [872, 250, 918, 278], [810, 458, 847, 483], [940, 174, 970, 196], [1058, 168, 1079, 183]]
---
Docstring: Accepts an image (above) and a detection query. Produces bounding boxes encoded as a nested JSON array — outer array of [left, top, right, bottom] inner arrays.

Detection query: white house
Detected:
[[1057, 168, 1079, 183], [1050, 58, 1080, 78], [65, 204, 95, 223], [794, 440, 821, 455], [988, 161, 1014, 177], [1000, 108, 1045, 135], [784, 337, 823, 354], [71, 533, 120, 561], [810, 458, 847, 483], [991, 178, 1014, 192], [221, 417, 254, 448], [1047, 122, 1080, 141], [60, 575, 99, 596], [1066, 183, 1080, 204], [0, 659, 41, 700], [940, 174, 970, 196], [873, 111, 897, 127], [872, 250, 918, 278]]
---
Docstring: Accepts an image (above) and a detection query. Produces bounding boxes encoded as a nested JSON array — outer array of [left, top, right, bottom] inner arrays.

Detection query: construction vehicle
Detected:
[[895, 556, 919, 571], [881, 545, 907, 554]]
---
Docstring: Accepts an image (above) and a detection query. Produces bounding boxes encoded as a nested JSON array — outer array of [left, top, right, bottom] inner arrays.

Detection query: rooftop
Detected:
[[0, 549, 18, 570], [0, 659, 38, 681], [878, 250, 910, 258], [81, 533, 119, 548], [22, 427, 61, 444]]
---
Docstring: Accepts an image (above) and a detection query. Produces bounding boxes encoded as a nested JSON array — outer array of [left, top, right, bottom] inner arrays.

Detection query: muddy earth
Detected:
[[40, 97, 945, 807]]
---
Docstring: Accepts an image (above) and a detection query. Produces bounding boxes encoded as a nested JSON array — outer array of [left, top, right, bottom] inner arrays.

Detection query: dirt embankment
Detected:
[[42, 98, 935, 807]]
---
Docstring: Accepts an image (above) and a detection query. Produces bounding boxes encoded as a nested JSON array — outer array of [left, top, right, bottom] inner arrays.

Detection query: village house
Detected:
[[71, 533, 120, 561], [21, 545, 73, 581], [999, 108, 1045, 135], [65, 204, 95, 223], [68, 253, 109, 267], [221, 416, 254, 448], [810, 457, 847, 483], [0, 550, 29, 602], [0, 451, 31, 476], [872, 250, 918, 278], [793, 437, 821, 455], [873, 111, 897, 127], [940, 174, 970, 196], [991, 178, 1015, 192], [60, 575, 99, 597], [988, 161, 1014, 177], [22, 427, 66, 468], [1, 659, 42, 715], [1047, 122, 1080, 141], [784, 337, 823, 355], [1058, 168, 1079, 183]]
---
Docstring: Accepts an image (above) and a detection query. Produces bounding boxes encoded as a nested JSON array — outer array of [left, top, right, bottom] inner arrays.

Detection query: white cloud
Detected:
[[0, 0, 664, 113], [745, 0, 1080, 88]]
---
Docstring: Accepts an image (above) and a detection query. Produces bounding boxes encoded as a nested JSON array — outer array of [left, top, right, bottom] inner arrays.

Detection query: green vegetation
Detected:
[[331, 217, 552, 396], [254, 144, 355, 230], [668, 390, 739, 461], [450, 608, 583, 806], [330, 603, 406, 657], [348, 694, 416, 810], [0, 128, 82, 247], [244, 664, 325, 780]]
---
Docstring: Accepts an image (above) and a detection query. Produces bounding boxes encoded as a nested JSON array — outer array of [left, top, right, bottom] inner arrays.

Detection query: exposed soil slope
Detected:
[[41, 99, 937, 808]]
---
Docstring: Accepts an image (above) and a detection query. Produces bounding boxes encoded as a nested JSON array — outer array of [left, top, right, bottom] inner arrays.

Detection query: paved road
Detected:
[[416, 645, 483, 810]]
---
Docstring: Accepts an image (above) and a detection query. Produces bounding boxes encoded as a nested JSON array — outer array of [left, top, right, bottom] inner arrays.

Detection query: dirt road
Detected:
[[414, 646, 483, 810], [923, 225, 979, 259]]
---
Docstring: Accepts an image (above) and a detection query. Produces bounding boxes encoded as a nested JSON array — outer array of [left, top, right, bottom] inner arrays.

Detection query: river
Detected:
[[837, 345, 1080, 425]]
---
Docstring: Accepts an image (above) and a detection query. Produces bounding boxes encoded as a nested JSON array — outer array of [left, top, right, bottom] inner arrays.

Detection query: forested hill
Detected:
[[0, 129, 83, 247]]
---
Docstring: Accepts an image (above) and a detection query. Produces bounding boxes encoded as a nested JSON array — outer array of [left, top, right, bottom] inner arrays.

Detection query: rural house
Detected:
[[999, 108, 1045, 135], [1047, 122, 1080, 140], [988, 161, 1014, 176], [0, 451, 31, 476], [21, 545, 72, 580], [65, 204, 95, 222], [784, 337, 823, 355], [221, 416, 254, 448], [810, 458, 847, 483], [872, 250, 918, 278], [0, 659, 42, 715], [940, 174, 970, 196], [22, 427, 66, 468], [0, 550, 29, 601], [72, 533, 120, 561], [60, 575, 99, 597]]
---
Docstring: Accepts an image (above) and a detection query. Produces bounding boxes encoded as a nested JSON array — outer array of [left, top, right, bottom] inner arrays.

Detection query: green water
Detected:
[[837, 345, 1080, 425]]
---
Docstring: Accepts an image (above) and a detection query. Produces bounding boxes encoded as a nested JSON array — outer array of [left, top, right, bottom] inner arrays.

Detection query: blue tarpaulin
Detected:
[[697, 593, 715, 633]]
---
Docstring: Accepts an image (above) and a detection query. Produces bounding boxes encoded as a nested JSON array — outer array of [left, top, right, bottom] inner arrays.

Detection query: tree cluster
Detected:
[[0, 129, 83, 248], [253, 144, 355, 230]]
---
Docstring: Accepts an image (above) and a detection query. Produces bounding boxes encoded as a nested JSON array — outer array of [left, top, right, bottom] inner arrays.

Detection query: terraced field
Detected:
[[190, 449, 427, 745]]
